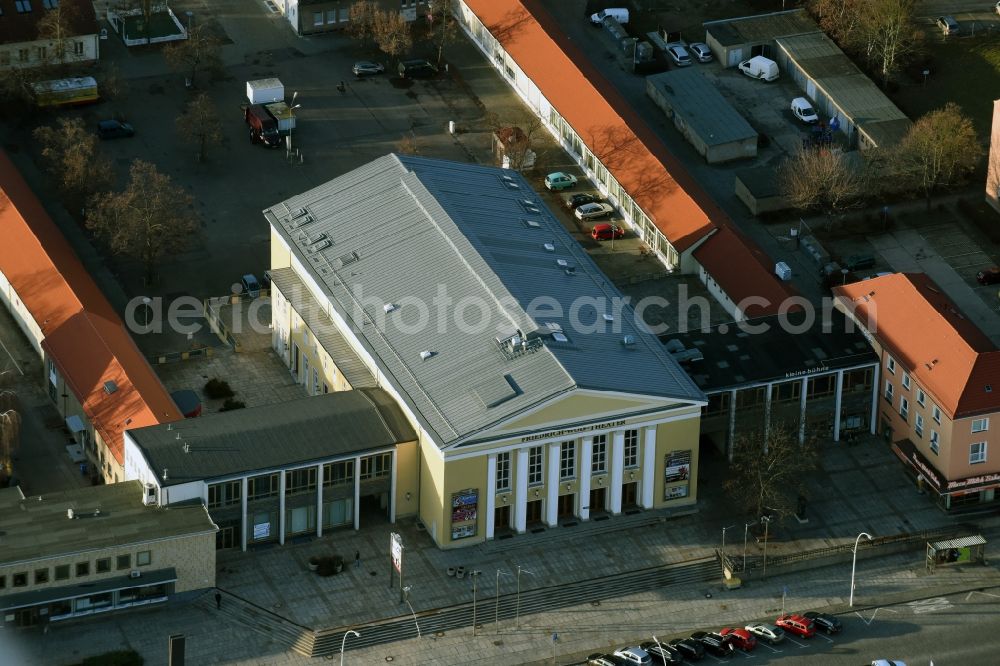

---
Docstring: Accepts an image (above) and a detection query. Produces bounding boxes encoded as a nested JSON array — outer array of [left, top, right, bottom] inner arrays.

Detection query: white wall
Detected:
[[0, 35, 99, 70]]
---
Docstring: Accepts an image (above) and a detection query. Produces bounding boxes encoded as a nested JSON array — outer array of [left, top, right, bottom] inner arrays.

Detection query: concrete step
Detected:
[[196, 590, 316, 656]]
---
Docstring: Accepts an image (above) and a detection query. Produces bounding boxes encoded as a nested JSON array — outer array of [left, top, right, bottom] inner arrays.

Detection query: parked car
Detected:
[[791, 97, 819, 123], [776, 614, 815, 638], [590, 7, 629, 25], [719, 627, 757, 651], [97, 119, 135, 140], [996, 1, 1000, 16], [689, 42, 712, 62], [397, 59, 438, 78], [745, 623, 785, 644], [575, 202, 615, 220], [666, 44, 692, 67], [544, 172, 578, 191], [690, 631, 734, 657], [640, 641, 683, 665], [587, 654, 621, 666], [976, 266, 1000, 285], [352, 61, 385, 76], [668, 637, 704, 660], [738, 55, 779, 81], [591, 223, 624, 241], [871, 661, 907, 666], [613, 646, 652, 665], [565, 193, 602, 209], [241, 273, 261, 298], [803, 611, 843, 634], [936, 16, 960, 35]]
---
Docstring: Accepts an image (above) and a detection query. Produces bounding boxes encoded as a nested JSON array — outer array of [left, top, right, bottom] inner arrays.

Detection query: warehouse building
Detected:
[[646, 69, 758, 164], [703, 9, 816, 67], [264, 154, 707, 549]]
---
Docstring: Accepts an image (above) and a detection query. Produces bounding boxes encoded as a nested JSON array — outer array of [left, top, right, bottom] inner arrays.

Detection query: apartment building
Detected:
[[0, 0, 99, 70]]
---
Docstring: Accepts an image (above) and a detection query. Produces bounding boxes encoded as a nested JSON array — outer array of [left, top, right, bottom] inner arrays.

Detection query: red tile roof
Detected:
[[693, 228, 796, 317], [464, 0, 718, 251], [835, 273, 1000, 419], [0, 150, 181, 465]]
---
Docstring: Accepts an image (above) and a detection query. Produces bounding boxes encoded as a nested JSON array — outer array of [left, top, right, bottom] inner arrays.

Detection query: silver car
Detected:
[[689, 42, 713, 63], [574, 203, 614, 220], [352, 61, 385, 76], [745, 622, 785, 644], [667, 45, 692, 67]]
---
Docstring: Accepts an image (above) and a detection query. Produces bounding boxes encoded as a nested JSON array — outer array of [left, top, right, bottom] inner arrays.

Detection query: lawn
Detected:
[[891, 31, 1000, 141]]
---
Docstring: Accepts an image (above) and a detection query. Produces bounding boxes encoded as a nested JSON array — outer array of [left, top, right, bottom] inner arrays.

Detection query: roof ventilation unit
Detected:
[[543, 243, 555, 252], [307, 239, 332, 253], [67, 508, 75, 520], [383, 303, 397, 313], [552, 332, 569, 343], [602, 314, 614, 322], [291, 215, 314, 229], [522, 219, 541, 229], [104, 380, 118, 395], [290, 207, 308, 219], [419, 350, 434, 361], [622, 335, 635, 346]]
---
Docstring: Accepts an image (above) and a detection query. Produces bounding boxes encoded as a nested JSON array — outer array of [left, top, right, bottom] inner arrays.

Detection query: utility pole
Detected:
[[470, 570, 481, 636], [761, 515, 771, 581], [515, 565, 534, 629], [495, 569, 510, 635]]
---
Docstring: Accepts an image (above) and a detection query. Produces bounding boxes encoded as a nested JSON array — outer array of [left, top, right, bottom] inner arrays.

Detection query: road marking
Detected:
[[785, 637, 808, 648], [907, 597, 951, 614], [855, 607, 898, 625], [757, 643, 783, 653], [815, 633, 835, 643], [965, 591, 1000, 602], [0, 337, 24, 376]]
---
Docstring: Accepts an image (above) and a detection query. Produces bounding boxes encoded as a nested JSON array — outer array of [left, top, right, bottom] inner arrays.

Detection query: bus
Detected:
[[31, 77, 99, 108]]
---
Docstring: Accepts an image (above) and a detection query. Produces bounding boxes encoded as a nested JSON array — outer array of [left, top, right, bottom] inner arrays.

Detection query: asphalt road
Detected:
[[573, 587, 1000, 665]]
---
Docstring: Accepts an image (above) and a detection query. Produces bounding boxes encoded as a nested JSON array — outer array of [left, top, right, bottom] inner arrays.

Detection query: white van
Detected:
[[738, 56, 779, 82], [590, 8, 629, 25]]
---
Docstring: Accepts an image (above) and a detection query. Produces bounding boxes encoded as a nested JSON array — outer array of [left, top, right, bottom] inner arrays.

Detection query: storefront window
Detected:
[[323, 498, 354, 528]]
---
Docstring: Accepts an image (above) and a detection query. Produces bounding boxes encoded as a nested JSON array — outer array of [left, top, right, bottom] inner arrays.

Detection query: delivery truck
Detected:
[[738, 56, 779, 82]]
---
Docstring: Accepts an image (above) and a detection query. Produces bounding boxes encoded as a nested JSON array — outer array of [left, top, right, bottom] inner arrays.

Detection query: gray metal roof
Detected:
[[703, 9, 818, 47], [775, 32, 911, 148], [128, 388, 416, 485], [929, 535, 986, 550], [647, 69, 757, 146], [0, 482, 215, 566], [269, 267, 376, 389], [264, 155, 705, 448]]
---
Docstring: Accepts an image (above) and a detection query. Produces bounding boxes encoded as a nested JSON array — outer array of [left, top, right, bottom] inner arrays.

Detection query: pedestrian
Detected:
[[338, 80, 346, 94], [354, 550, 361, 568], [215, 591, 222, 610]]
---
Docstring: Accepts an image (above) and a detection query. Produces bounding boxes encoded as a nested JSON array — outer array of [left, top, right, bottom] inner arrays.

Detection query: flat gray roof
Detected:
[[775, 32, 911, 147], [0, 482, 215, 566], [704, 9, 818, 47], [128, 388, 416, 485], [647, 69, 757, 146], [264, 155, 705, 448]]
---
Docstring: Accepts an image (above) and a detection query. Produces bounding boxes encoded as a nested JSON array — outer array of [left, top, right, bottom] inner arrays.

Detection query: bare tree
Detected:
[[723, 424, 818, 520], [780, 147, 866, 227], [347, 0, 379, 45], [372, 9, 412, 64], [33, 118, 114, 201], [0, 388, 20, 487], [892, 103, 983, 209], [86, 160, 200, 285], [426, 0, 458, 66], [36, 0, 87, 67], [164, 24, 223, 88], [486, 110, 542, 171], [396, 132, 421, 155], [177, 93, 223, 163]]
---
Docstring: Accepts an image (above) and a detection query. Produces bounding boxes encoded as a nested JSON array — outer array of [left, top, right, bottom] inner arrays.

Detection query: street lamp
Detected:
[[742, 520, 756, 575], [850, 532, 874, 607], [402, 585, 421, 638], [288, 91, 301, 153], [339, 629, 359, 666], [141, 296, 152, 328], [515, 565, 534, 629], [761, 515, 772, 580], [721, 524, 736, 582], [470, 570, 482, 636], [495, 569, 510, 634]]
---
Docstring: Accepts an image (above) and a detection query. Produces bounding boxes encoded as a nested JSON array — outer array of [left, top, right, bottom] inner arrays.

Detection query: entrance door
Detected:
[[216, 525, 236, 550], [622, 482, 638, 508], [557, 493, 575, 519], [494, 505, 511, 533], [525, 499, 543, 525], [291, 342, 300, 377], [14, 607, 39, 627], [590, 487, 607, 514]]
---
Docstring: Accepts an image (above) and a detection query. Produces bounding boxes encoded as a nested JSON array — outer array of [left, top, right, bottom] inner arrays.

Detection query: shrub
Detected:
[[204, 378, 234, 400], [219, 398, 246, 412], [316, 555, 345, 577]]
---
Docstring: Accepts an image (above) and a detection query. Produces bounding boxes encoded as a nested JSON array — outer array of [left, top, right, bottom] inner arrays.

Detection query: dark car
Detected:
[[398, 59, 438, 79], [803, 611, 843, 634], [565, 193, 602, 209], [691, 631, 734, 657], [976, 267, 1000, 285], [640, 642, 682, 665], [668, 637, 704, 661], [97, 119, 134, 140]]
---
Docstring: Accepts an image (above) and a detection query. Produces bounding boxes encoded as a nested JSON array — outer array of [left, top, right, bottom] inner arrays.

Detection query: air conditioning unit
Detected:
[[129, 570, 141, 579]]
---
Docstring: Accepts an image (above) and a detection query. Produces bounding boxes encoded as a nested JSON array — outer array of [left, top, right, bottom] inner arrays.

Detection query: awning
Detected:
[[929, 535, 987, 550], [65, 415, 86, 433], [0, 568, 177, 611], [893, 438, 1000, 495]]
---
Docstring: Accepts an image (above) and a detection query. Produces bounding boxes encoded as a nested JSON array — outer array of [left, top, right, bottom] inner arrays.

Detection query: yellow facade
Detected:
[[394, 440, 420, 518]]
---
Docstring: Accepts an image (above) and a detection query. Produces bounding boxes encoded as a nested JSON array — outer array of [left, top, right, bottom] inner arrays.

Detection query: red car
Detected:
[[591, 223, 624, 241], [719, 627, 757, 651], [977, 267, 1000, 285], [776, 614, 816, 638]]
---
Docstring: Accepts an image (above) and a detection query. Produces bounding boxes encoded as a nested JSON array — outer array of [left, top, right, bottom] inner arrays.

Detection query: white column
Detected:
[[799, 377, 809, 443], [389, 449, 398, 523], [727, 389, 738, 461], [610, 431, 625, 515], [641, 427, 656, 509], [514, 448, 529, 533], [486, 454, 497, 539], [353, 455, 361, 530], [869, 365, 879, 434], [833, 370, 845, 442], [579, 436, 593, 520], [546, 442, 560, 526], [316, 463, 324, 538], [240, 476, 249, 552], [278, 471, 286, 545]]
